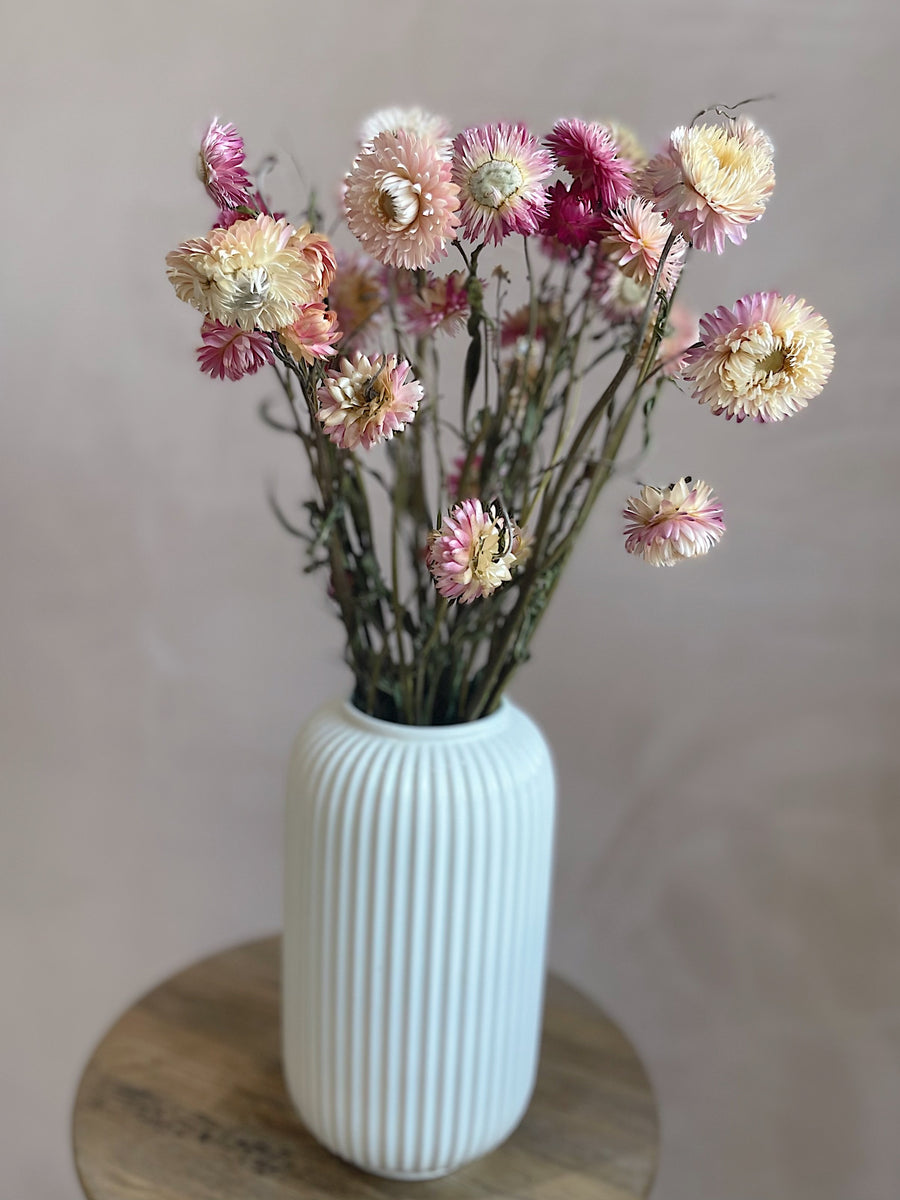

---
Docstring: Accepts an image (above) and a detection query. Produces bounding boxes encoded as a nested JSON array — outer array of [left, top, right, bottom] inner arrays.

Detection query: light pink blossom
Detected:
[[623, 477, 725, 566], [196, 318, 274, 381], [452, 123, 553, 245], [344, 130, 460, 269], [279, 303, 341, 364], [317, 353, 422, 450], [426, 499, 519, 602], [402, 270, 470, 336]]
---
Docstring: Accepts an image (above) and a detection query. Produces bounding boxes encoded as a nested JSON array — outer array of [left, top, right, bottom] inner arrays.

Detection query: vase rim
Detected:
[[340, 697, 510, 741]]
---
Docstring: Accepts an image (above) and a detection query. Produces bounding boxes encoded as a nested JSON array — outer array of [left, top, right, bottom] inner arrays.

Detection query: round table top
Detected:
[[73, 936, 659, 1199]]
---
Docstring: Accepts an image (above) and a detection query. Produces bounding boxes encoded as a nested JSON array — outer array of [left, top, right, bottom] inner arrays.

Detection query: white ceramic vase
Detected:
[[282, 697, 556, 1180]]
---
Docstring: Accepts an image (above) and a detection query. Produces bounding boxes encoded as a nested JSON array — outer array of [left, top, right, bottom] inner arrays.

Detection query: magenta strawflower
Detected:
[[279, 303, 341, 364], [546, 119, 632, 210], [445, 452, 483, 499], [402, 270, 470, 336], [637, 116, 775, 253], [426, 499, 519, 602], [540, 181, 606, 250], [623, 477, 725, 566], [196, 318, 274, 381], [317, 353, 422, 450], [197, 118, 253, 210], [452, 123, 553, 245], [682, 292, 834, 422], [344, 130, 460, 270]]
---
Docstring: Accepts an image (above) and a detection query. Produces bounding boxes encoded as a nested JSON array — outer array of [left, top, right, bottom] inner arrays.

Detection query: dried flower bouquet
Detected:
[[167, 105, 833, 724]]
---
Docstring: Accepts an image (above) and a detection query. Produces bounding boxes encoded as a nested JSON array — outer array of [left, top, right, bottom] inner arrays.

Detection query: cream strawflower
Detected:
[[360, 107, 452, 155], [682, 292, 834, 422], [623, 477, 725, 566], [638, 116, 775, 253], [166, 215, 335, 331], [317, 353, 422, 450], [426, 499, 519, 603], [344, 130, 460, 270], [602, 195, 685, 287]]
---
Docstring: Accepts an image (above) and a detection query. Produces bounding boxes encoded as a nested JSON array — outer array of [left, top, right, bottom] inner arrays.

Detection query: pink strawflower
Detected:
[[500, 300, 561, 347], [426, 499, 519, 603], [540, 181, 607, 250], [682, 292, 834, 422], [637, 116, 775, 253], [197, 118, 253, 209], [623, 477, 725, 566], [196, 318, 274, 381], [546, 119, 632, 210], [445, 452, 483, 499], [344, 130, 460, 270], [657, 303, 699, 377], [317, 352, 422, 450], [166, 215, 336, 331], [452, 123, 553, 245], [402, 270, 470, 336], [279, 303, 341, 364], [602, 195, 685, 288], [590, 257, 652, 324], [328, 251, 385, 348]]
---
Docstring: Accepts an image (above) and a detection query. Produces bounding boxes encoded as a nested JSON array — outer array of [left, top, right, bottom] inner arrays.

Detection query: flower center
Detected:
[[469, 159, 524, 209], [231, 267, 270, 314], [754, 345, 787, 376], [377, 173, 420, 230]]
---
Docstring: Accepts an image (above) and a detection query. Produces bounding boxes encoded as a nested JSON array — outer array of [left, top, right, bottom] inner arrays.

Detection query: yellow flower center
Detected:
[[754, 345, 787, 376], [469, 159, 524, 209], [377, 173, 421, 230]]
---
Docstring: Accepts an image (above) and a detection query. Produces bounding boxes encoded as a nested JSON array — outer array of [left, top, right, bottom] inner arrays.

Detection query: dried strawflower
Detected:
[[596, 119, 647, 169], [360, 107, 452, 155], [197, 118, 253, 209], [546, 118, 632, 210], [540, 181, 607, 250], [196, 318, 274, 381], [426, 499, 519, 602], [657, 303, 699, 377], [623, 477, 725, 566], [682, 292, 834, 422], [500, 299, 562, 348], [638, 116, 775, 253], [328, 251, 385, 346], [452, 123, 553, 245], [402, 270, 470, 336], [166, 215, 335, 331], [602, 196, 685, 287], [317, 353, 422, 450], [590, 258, 652, 324], [279, 303, 341, 364], [445, 452, 483, 499], [344, 130, 460, 270]]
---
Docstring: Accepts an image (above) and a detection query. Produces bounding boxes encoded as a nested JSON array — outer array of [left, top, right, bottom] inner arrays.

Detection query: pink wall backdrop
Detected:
[[2, 2, 898, 1197]]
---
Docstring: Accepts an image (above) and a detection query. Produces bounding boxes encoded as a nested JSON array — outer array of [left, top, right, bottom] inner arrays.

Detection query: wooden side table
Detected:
[[73, 936, 659, 1198]]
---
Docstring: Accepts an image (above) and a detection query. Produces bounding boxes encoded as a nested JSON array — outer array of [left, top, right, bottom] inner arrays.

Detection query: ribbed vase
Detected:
[[282, 697, 556, 1180]]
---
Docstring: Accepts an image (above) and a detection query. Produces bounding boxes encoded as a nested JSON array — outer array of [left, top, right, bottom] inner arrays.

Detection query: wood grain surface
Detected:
[[72, 936, 658, 1199]]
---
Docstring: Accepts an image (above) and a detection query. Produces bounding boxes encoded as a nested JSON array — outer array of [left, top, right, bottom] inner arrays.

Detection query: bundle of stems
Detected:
[[264, 231, 681, 725]]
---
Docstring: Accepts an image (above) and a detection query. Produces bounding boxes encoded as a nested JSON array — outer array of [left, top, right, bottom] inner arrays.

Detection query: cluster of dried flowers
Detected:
[[166, 106, 834, 723]]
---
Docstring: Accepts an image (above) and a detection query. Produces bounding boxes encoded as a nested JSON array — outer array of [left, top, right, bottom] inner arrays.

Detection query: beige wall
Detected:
[[3, 1, 899, 1196]]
